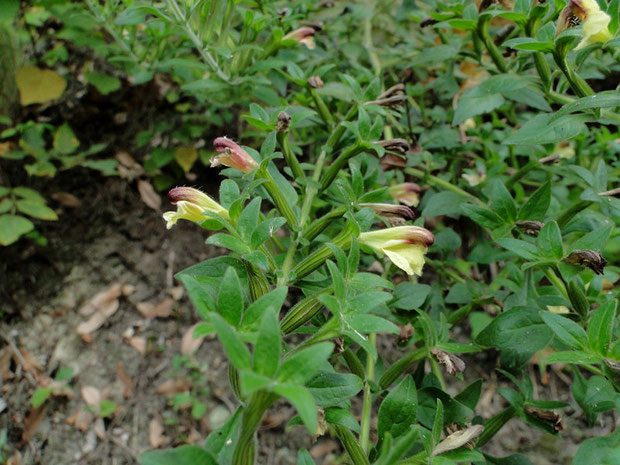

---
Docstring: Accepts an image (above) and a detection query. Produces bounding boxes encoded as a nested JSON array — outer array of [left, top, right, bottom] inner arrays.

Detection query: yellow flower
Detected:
[[163, 187, 228, 229], [557, 0, 612, 50], [359, 226, 434, 276]]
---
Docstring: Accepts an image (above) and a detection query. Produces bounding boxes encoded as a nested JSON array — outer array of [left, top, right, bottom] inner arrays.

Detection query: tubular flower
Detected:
[[212, 137, 258, 174], [359, 226, 434, 276], [283, 27, 316, 49], [557, 0, 612, 50], [388, 183, 422, 207], [163, 187, 228, 229]]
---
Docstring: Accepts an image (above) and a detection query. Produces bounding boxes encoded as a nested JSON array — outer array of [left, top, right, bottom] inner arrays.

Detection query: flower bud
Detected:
[[523, 405, 564, 432], [163, 187, 229, 229], [431, 348, 466, 375], [276, 111, 291, 133], [212, 137, 258, 174], [432, 425, 484, 456], [307, 76, 324, 88], [388, 183, 422, 207], [283, 27, 316, 49], [516, 220, 544, 237], [563, 249, 607, 275], [359, 226, 434, 276]]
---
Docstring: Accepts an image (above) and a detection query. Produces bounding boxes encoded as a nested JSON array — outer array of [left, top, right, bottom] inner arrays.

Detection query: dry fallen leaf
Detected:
[[0, 348, 12, 381], [168, 286, 184, 301], [181, 324, 205, 356], [93, 417, 106, 441], [81, 386, 101, 406], [310, 439, 339, 458], [136, 298, 174, 319], [156, 377, 191, 395], [22, 405, 46, 442], [13, 348, 42, 377], [6, 451, 22, 465], [16, 66, 67, 105], [78, 283, 123, 316], [137, 179, 161, 211], [149, 417, 166, 448], [66, 409, 94, 431], [175, 146, 198, 173], [76, 299, 120, 336], [0, 142, 15, 157], [116, 362, 133, 399], [51, 192, 82, 208], [127, 336, 146, 354], [115, 151, 144, 180]]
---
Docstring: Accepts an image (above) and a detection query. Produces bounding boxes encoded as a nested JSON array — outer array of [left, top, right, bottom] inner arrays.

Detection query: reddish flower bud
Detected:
[[212, 137, 258, 174]]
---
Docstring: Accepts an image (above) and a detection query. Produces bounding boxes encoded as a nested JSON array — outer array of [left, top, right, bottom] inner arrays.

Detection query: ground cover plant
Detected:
[[1, 0, 620, 464]]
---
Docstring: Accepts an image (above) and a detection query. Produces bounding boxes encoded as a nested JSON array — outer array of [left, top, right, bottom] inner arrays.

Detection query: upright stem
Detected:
[[232, 391, 277, 465], [404, 168, 478, 202], [359, 333, 376, 453]]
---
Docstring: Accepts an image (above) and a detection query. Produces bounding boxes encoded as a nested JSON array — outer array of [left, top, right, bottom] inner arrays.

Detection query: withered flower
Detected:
[[432, 425, 484, 456], [366, 83, 406, 108], [563, 249, 607, 275], [389, 183, 422, 207], [524, 405, 564, 432], [397, 323, 414, 345], [374, 138, 410, 155], [431, 348, 466, 375], [360, 203, 415, 225], [604, 358, 620, 373], [276, 111, 291, 133], [516, 220, 544, 237], [307, 76, 324, 88]]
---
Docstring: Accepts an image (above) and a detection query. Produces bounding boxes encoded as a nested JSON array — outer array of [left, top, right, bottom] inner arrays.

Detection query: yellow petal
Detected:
[[382, 243, 428, 276]]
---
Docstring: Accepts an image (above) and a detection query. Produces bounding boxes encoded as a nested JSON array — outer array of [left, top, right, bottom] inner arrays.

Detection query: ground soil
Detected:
[[0, 173, 615, 465]]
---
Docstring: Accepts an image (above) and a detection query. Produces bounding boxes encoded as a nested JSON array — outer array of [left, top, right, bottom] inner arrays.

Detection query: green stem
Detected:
[[256, 169, 298, 228], [303, 206, 347, 242], [477, 18, 507, 73], [342, 348, 365, 379], [379, 347, 427, 390], [552, 51, 594, 98], [310, 87, 334, 127], [277, 131, 304, 181], [557, 200, 592, 228], [477, 406, 517, 447], [332, 425, 370, 465], [544, 268, 569, 300], [506, 159, 539, 190], [278, 239, 297, 287], [359, 333, 376, 454], [404, 168, 479, 202], [232, 391, 278, 465], [363, 2, 381, 76], [320, 143, 365, 192]]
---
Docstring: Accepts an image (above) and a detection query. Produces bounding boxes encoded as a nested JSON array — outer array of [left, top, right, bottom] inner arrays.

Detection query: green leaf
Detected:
[[431, 398, 444, 445], [307, 371, 363, 408], [377, 375, 417, 442], [0, 214, 35, 245], [476, 307, 553, 368], [206, 233, 249, 254], [251, 217, 286, 249], [540, 311, 588, 350], [569, 223, 612, 252], [12, 187, 45, 203], [453, 93, 504, 125], [237, 197, 261, 243], [358, 106, 370, 140], [346, 292, 392, 314], [31, 387, 52, 407], [53, 123, 79, 155], [490, 181, 517, 222], [587, 300, 617, 356], [16, 200, 57, 220], [503, 37, 554, 51], [412, 45, 459, 65], [176, 275, 216, 319], [550, 92, 620, 122], [298, 449, 316, 465], [277, 342, 334, 384], [461, 204, 504, 229], [242, 286, 288, 329], [545, 351, 601, 365], [261, 132, 276, 158], [504, 114, 588, 145], [204, 408, 242, 460], [273, 383, 317, 433], [391, 283, 431, 310], [497, 238, 540, 261], [139, 446, 217, 465], [85, 71, 121, 95], [536, 221, 563, 259], [210, 313, 252, 371], [217, 267, 244, 326], [348, 314, 399, 334], [219, 180, 240, 209], [518, 182, 550, 221], [239, 370, 273, 396], [422, 191, 466, 217], [253, 307, 280, 377], [574, 428, 620, 465], [324, 407, 361, 433]]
